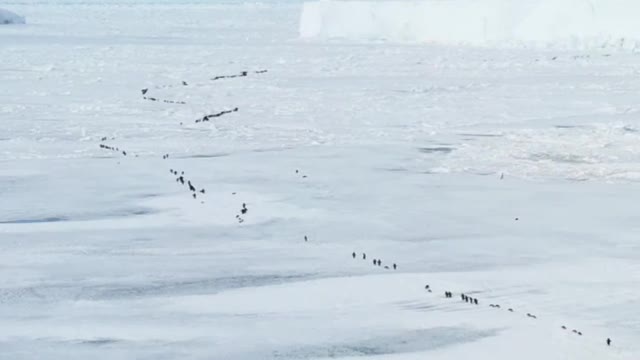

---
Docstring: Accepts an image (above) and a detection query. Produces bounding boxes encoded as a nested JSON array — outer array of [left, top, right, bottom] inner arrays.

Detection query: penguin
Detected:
[[352, 252, 356, 259]]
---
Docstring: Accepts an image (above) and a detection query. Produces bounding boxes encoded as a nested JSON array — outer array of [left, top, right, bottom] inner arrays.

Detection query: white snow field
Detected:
[[0, 8, 25, 25], [301, 0, 640, 48], [1, 1, 640, 359]]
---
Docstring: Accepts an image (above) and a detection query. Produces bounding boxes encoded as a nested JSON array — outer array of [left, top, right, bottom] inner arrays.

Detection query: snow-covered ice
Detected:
[[1, 1, 639, 359]]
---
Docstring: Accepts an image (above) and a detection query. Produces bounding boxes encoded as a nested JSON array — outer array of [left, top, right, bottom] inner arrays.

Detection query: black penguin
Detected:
[[393, 263, 397, 270], [352, 252, 356, 259], [607, 338, 611, 346], [362, 253, 366, 260]]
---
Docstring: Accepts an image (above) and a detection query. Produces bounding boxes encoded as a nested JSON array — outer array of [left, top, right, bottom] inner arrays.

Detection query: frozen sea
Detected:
[[1, 1, 639, 359]]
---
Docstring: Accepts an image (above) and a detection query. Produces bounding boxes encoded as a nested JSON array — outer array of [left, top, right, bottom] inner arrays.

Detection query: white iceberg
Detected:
[[0, 8, 26, 25], [300, 0, 640, 49]]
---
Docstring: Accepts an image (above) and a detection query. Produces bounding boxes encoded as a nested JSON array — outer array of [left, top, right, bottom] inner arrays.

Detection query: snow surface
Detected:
[[1, 1, 640, 359], [300, 0, 640, 49]]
